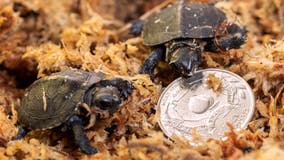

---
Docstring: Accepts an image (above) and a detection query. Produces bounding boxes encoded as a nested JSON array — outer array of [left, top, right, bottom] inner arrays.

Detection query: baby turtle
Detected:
[[14, 69, 134, 155], [131, 0, 247, 78]]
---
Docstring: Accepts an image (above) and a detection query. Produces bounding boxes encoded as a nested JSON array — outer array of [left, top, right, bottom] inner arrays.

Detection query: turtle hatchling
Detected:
[[131, 0, 247, 78], [14, 69, 134, 155]]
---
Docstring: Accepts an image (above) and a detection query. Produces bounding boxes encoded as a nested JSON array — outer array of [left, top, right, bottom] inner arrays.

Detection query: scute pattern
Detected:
[[143, 2, 226, 45], [18, 69, 105, 130]]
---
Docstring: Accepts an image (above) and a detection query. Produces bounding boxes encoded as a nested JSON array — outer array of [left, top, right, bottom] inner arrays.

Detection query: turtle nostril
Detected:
[[113, 97, 121, 106]]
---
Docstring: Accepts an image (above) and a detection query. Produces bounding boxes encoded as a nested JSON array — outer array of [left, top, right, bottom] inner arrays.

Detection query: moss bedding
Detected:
[[0, 0, 283, 159]]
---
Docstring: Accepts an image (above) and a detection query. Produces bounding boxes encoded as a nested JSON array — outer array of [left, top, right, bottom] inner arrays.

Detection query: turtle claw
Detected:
[[68, 115, 98, 155], [139, 46, 165, 80], [216, 23, 247, 51], [116, 79, 134, 99], [80, 144, 98, 155]]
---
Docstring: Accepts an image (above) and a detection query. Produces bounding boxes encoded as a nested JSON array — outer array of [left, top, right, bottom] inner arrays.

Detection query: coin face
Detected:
[[157, 68, 255, 142]]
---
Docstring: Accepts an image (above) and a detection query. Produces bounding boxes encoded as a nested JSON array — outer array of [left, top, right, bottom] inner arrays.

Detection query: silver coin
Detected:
[[157, 68, 255, 142]]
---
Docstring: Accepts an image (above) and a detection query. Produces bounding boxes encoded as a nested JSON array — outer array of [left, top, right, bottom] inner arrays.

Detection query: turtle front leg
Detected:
[[67, 115, 98, 155], [204, 24, 247, 52], [140, 46, 165, 79]]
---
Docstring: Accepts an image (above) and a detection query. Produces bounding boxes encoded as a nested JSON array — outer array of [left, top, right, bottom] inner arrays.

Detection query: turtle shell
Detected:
[[18, 69, 106, 130], [142, 1, 226, 46]]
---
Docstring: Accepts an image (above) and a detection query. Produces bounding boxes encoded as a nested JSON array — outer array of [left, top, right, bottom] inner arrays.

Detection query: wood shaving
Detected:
[[0, 0, 283, 159], [206, 74, 223, 94]]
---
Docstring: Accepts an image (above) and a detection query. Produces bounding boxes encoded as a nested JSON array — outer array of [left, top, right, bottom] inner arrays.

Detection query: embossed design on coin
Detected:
[[157, 68, 255, 141]]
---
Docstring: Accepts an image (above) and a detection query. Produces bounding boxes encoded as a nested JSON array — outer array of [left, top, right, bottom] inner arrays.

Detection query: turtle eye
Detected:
[[99, 96, 121, 109], [92, 87, 121, 112]]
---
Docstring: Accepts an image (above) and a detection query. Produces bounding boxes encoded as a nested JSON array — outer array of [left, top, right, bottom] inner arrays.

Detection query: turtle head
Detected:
[[92, 86, 121, 114], [169, 46, 202, 77]]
